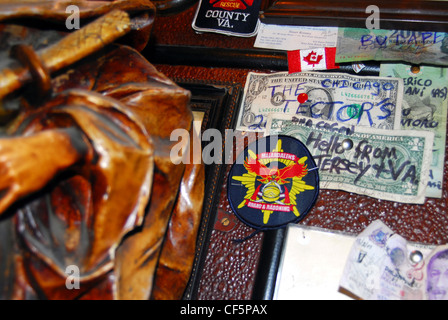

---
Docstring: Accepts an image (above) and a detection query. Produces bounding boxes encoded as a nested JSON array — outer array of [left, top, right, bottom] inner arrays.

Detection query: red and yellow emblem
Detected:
[[232, 139, 315, 224], [209, 0, 254, 10]]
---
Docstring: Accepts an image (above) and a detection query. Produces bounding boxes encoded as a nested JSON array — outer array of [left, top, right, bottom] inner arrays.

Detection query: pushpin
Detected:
[[410, 250, 423, 264], [297, 93, 308, 104]]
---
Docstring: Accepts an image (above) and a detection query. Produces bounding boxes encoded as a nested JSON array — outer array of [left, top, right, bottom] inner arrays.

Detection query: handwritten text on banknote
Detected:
[[236, 72, 403, 131], [266, 115, 433, 204]]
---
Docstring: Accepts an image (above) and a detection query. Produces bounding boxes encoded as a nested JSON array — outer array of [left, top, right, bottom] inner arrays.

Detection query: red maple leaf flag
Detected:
[[288, 47, 339, 73], [303, 50, 323, 66]]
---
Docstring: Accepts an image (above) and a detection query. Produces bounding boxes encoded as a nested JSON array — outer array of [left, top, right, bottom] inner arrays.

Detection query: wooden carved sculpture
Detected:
[[0, 0, 204, 300]]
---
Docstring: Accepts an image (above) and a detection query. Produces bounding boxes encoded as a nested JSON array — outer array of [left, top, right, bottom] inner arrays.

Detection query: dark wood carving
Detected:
[[0, 0, 204, 300]]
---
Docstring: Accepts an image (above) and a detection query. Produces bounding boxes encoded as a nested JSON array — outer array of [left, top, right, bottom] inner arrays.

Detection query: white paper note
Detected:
[[254, 23, 338, 51]]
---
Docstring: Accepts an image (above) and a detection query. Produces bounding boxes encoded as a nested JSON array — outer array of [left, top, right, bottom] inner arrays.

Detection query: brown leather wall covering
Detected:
[[196, 216, 263, 300]]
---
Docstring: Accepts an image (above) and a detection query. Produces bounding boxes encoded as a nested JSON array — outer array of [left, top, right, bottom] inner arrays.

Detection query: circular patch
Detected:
[[227, 135, 319, 230]]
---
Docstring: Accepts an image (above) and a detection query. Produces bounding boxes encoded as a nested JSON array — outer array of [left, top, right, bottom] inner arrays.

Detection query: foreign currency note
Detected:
[[380, 63, 448, 198], [339, 219, 441, 300], [266, 115, 434, 204], [336, 28, 448, 66], [423, 244, 448, 300], [235, 71, 403, 132]]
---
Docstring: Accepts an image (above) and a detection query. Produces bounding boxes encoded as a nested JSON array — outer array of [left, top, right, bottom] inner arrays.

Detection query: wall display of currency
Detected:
[[339, 219, 448, 300], [380, 63, 448, 199], [336, 28, 448, 66], [235, 71, 403, 132], [266, 115, 434, 204]]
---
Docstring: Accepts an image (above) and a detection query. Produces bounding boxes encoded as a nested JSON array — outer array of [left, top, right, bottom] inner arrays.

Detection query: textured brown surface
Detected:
[[0, 2, 202, 298], [196, 219, 263, 300], [151, 5, 448, 300]]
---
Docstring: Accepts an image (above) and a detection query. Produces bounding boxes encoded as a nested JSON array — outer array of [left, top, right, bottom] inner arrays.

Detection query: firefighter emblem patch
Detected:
[[228, 135, 319, 230]]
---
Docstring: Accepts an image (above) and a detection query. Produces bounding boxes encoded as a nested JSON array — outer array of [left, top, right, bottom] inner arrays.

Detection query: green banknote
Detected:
[[380, 63, 448, 198], [336, 28, 448, 66], [266, 115, 434, 204]]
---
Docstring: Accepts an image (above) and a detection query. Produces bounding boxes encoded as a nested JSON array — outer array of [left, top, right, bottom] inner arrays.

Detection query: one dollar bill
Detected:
[[266, 115, 434, 204], [336, 28, 448, 66], [235, 71, 403, 132]]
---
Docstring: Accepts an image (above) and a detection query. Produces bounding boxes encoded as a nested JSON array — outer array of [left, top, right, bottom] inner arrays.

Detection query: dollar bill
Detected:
[[235, 71, 403, 132], [266, 114, 434, 204], [339, 219, 444, 300], [380, 63, 448, 198], [336, 28, 448, 66]]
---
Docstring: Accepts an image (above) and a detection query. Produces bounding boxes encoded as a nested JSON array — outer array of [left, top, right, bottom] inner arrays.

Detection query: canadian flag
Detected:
[[288, 47, 339, 73]]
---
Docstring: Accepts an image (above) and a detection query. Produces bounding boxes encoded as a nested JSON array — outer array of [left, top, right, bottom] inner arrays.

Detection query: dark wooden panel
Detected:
[[261, 0, 448, 31]]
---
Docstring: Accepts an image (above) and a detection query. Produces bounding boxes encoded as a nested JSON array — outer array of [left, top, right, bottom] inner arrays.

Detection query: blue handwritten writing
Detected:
[[248, 114, 265, 130], [404, 77, 433, 87], [297, 98, 394, 126], [360, 31, 445, 49], [431, 87, 448, 100], [268, 83, 306, 97], [321, 79, 394, 96], [401, 109, 438, 128]]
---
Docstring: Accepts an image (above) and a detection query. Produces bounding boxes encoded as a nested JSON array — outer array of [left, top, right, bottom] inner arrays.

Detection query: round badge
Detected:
[[227, 135, 319, 231]]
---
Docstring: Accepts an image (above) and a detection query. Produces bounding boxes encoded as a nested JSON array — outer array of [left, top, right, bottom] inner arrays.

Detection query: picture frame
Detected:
[[174, 80, 244, 299]]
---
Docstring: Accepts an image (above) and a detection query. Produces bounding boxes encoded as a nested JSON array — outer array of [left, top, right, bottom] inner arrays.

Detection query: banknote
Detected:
[[339, 219, 443, 300], [235, 71, 403, 132], [336, 28, 448, 66], [424, 243, 448, 300], [380, 63, 448, 198], [266, 115, 434, 204]]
